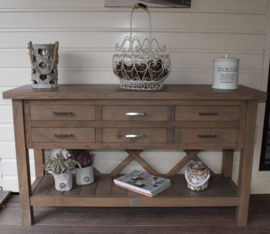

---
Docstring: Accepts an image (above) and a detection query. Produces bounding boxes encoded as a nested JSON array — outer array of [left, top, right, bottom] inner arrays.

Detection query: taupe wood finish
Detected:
[[30, 105, 95, 121], [127, 150, 159, 176], [167, 151, 200, 176], [12, 100, 33, 226], [29, 174, 238, 207], [175, 128, 239, 143], [31, 142, 240, 150], [93, 167, 102, 176], [103, 128, 167, 143], [3, 195, 270, 234], [235, 101, 258, 226], [3, 85, 265, 227], [175, 106, 240, 121], [33, 149, 44, 177], [222, 150, 234, 177], [103, 106, 168, 121], [30, 120, 240, 128], [31, 128, 95, 143], [0, 191, 11, 207], [110, 155, 133, 176], [23, 101, 32, 148], [27, 99, 247, 106], [2, 85, 266, 100]]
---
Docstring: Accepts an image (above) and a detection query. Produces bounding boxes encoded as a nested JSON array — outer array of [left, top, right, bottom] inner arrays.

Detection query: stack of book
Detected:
[[114, 170, 172, 197]]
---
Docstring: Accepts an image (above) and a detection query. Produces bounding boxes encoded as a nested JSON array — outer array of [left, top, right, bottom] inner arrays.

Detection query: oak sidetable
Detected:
[[3, 84, 266, 226]]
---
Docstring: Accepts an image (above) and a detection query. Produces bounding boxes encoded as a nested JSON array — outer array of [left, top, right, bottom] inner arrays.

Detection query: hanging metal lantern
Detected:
[[112, 3, 171, 90], [28, 41, 59, 88]]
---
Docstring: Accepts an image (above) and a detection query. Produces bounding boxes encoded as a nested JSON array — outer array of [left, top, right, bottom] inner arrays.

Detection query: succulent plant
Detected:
[[42, 150, 77, 174], [66, 149, 95, 168]]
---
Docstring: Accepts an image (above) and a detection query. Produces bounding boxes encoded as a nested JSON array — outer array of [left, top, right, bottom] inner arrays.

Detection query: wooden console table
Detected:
[[3, 85, 266, 226]]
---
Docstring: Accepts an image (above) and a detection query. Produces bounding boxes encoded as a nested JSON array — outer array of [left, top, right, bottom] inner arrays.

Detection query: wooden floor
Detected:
[[0, 194, 270, 234]]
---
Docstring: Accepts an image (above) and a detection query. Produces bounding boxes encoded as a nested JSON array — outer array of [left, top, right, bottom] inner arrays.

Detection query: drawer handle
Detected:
[[54, 134, 73, 138], [198, 112, 218, 116], [53, 111, 73, 115], [126, 134, 144, 138], [197, 134, 217, 138], [126, 112, 145, 116]]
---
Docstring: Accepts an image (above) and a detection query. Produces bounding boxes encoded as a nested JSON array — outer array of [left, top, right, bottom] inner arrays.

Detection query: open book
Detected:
[[114, 170, 172, 197]]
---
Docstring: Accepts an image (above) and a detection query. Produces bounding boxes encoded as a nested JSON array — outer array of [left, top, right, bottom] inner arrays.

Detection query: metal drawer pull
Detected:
[[198, 112, 218, 116], [126, 134, 144, 138], [54, 134, 72, 138], [197, 134, 217, 138], [126, 112, 145, 116], [53, 111, 73, 115]]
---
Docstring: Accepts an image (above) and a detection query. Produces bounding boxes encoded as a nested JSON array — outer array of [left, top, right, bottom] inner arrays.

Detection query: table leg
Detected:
[[34, 149, 44, 177], [13, 100, 34, 226], [222, 150, 234, 178], [235, 101, 257, 226]]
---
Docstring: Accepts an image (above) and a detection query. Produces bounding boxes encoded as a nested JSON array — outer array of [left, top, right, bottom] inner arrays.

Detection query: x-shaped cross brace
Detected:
[[110, 150, 159, 176], [108, 150, 214, 177]]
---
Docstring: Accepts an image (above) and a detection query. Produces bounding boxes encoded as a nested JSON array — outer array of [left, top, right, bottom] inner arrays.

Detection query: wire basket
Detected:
[[112, 3, 171, 90]]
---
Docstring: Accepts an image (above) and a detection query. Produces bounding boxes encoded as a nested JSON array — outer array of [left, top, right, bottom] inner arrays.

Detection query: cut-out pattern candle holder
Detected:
[[28, 41, 59, 88], [113, 3, 171, 90]]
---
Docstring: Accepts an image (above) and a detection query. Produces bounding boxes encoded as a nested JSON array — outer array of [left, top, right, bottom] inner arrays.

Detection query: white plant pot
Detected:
[[75, 165, 94, 185], [49, 170, 73, 191]]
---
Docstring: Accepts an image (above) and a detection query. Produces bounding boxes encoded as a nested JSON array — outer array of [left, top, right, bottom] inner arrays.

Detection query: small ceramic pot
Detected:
[[49, 170, 73, 191], [75, 165, 94, 185]]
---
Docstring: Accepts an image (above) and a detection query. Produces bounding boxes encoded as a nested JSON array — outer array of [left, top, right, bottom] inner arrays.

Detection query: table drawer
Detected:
[[103, 106, 168, 121], [175, 106, 240, 121], [175, 128, 239, 143], [30, 105, 95, 121], [31, 128, 95, 143], [103, 128, 167, 143]]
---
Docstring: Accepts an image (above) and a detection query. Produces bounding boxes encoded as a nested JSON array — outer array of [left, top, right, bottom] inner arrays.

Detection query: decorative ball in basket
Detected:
[[113, 3, 171, 90], [185, 160, 210, 191], [28, 41, 59, 89]]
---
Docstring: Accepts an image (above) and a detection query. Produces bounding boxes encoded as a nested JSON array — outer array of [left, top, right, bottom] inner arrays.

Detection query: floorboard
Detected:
[[0, 195, 270, 233]]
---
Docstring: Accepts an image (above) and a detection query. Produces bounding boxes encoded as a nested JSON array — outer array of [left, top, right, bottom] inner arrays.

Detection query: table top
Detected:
[[2, 84, 267, 101]]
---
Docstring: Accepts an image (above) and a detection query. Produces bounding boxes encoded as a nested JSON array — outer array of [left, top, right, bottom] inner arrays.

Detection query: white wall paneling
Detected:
[[0, 32, 266, 50], [0, 70, 263, 90], [0, 0, 270, 193], [0, 0, 267, 12]]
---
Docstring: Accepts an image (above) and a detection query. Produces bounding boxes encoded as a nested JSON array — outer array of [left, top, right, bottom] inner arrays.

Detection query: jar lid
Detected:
[[214, 54, 240, 62], [188, 160, 207, 171]]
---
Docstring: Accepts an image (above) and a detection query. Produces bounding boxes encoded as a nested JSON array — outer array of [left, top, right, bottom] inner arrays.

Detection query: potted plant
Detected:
[[67, 149, 95, 185], [42, 150, 77, 191]]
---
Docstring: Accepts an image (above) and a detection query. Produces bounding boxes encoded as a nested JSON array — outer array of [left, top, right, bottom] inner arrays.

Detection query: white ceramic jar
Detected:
[[49, 170, 73, 191], [75, 165, 94, 185], [212, 54, 240, 90]]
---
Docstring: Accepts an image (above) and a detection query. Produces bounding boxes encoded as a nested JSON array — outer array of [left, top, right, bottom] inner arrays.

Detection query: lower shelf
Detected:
[[30, 174, 239, 207]]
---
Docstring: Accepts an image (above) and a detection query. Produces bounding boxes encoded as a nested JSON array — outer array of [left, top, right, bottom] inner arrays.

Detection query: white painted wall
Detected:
[[0, 0, 270, 193]]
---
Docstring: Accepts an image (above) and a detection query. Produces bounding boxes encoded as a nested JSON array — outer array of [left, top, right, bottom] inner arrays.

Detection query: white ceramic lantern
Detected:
[[212, 54, 240, 90]]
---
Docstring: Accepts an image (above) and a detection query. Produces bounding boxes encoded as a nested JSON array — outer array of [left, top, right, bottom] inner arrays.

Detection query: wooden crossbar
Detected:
[[167, 150, 200, 176], [110, 149, 215, 177], [110, 150, 159, 176], [128, 150, 159, 176], [110, 155, 133, 176]]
